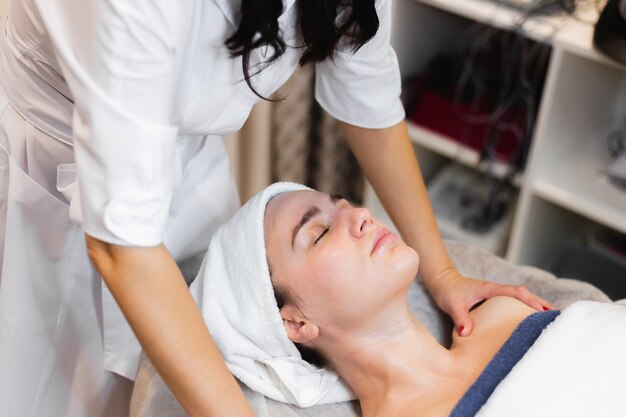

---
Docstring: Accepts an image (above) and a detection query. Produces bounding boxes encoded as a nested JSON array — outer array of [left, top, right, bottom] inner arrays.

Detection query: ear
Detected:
[[279, 304, 319, 344]]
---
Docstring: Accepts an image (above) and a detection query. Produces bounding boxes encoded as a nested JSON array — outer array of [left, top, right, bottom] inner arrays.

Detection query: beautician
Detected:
[[0, 0, 553, 416]]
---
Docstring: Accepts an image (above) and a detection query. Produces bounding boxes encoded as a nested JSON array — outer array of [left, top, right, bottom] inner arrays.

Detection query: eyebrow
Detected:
[[291, 193, 343, 250]]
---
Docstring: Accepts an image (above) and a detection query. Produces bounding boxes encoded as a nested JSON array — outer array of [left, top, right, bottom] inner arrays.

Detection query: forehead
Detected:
[[265, 190, 324, 240], [266, 190, 321, 224]]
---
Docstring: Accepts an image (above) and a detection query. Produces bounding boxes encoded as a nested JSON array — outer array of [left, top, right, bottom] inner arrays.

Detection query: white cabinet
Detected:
[[365, 0, 626, 271], [508, 45, 626, 265]]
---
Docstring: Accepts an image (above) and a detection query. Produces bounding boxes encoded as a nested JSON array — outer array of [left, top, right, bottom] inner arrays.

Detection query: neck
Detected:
[[320, 305, 465, 416]]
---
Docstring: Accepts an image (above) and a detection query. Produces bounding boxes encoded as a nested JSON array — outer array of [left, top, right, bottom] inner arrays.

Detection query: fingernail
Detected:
[[543, 306, 549, 311]]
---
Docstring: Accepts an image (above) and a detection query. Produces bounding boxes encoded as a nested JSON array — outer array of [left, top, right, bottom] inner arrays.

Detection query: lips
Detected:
[[370, 227, 397, 255]]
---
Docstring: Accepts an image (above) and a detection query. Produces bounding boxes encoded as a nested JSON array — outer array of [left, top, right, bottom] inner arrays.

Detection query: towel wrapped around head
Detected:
[[189, 182, 355, 407]]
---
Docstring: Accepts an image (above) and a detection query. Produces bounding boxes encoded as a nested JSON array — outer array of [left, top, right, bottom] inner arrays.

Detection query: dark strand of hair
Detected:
[[225, 0, 379, 100]]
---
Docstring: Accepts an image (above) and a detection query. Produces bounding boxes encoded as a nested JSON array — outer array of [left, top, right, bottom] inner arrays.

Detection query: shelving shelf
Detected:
[[531, 137, 626, 235], [365, 0, 626, 278], [414, 0, 568, 42], [413, 0, 623, 69], [406, 120, 522, 185], [533, 178, 626, 235]]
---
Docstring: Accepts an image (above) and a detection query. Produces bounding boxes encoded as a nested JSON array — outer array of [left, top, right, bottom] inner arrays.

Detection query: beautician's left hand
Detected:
[[430, 270, 557, 337]]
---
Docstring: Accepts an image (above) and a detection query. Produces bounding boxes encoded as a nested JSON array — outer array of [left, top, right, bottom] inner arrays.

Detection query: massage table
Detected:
[[130, 240, 619, 417]]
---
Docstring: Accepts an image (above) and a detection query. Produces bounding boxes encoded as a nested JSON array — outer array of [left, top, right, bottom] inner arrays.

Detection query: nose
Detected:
[[341, 206, 371, 238]]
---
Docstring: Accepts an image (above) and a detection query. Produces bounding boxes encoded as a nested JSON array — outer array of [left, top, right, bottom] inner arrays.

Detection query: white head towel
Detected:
[[189, 182, 355, 407]]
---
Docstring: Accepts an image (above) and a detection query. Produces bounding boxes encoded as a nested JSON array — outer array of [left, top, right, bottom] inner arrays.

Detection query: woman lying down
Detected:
[[189, 182, 626, 417]]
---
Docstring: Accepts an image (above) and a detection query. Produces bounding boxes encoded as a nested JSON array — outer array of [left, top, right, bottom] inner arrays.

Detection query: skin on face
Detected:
[[264, 190, 420, 343]]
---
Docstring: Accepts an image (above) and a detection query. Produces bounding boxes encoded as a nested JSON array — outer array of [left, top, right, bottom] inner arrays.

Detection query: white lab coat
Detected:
[[0, 0, 404, 415]]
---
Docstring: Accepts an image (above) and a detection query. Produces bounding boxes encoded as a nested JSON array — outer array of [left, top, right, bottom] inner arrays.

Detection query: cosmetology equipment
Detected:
[[594, 0, 626, 65], [606, 116, 626, 190], [402, 28, 551, 178], [427, 163, 516, 255], [608, 153, 626, 189]]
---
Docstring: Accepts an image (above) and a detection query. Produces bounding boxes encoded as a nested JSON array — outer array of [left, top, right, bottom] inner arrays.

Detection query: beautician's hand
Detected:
[[430, 270, 557, 337]]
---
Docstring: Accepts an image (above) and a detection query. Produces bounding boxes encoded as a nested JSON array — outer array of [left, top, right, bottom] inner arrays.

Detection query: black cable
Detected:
[[450, 0, 560, 232]]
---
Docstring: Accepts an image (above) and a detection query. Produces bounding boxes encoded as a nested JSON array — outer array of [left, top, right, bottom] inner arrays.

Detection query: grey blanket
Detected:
[[130, 241, 612, 417]]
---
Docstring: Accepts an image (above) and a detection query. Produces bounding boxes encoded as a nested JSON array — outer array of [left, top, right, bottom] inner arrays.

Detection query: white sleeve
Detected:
[[314, 0, 405, 129], [35, 0, 191, 246]]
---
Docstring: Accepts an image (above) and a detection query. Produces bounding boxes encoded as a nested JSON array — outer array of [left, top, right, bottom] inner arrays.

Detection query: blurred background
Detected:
[[228, 0, 626, 301], [2, 0, 625, 299], [374, 0, 626, 301]]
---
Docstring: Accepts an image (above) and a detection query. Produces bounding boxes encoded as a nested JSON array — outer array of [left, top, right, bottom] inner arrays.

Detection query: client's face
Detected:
[[264, 190, 419, 335]]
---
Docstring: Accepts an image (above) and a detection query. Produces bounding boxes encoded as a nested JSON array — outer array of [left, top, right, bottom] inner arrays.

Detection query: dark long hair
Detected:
[[225, 0, 379, 99]]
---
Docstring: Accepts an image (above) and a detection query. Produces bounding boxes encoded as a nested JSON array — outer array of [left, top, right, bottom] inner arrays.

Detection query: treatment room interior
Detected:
[[136, 1, 626, 415], [1, 0, 624, 416]]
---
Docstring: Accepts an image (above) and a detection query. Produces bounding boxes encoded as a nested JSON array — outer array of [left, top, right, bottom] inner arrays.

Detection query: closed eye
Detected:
[[314, 228, 329, 245], [331, 193, 347, 203]]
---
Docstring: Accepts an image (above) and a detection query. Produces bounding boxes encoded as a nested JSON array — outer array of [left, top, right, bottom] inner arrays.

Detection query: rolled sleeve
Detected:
[[315, 0, 405, 129], [37, 0, 189, 246], [72, 96, 178, 247]]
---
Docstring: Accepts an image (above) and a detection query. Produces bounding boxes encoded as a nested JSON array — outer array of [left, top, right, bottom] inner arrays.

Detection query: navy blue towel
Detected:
[[449, 310, 561, 417]]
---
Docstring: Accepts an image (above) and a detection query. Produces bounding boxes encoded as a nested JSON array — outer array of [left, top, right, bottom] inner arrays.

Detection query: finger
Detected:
[[523, 289, 557, 310], [515, 287, 557, 311], [450, 305, 473, 337], [491, 285, 555, 311]]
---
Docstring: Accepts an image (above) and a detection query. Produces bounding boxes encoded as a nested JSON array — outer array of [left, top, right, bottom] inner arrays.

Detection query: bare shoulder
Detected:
[[471, 295, 539, 327], [412, 297, 541, 417], [452, 296, 539, 358], [398, 298, 540, 417]]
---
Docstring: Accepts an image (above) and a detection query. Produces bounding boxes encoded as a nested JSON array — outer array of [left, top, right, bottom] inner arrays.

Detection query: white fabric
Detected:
[[0, 85, 240, 415], [190, 182, 355, 407], [0, 92, 135, 417], [315, 0, 404, 128], [0, 0, 403, 247], [477, 301, 626, 417]]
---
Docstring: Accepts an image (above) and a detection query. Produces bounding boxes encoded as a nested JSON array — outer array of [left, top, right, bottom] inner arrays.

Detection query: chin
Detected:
[[389, 245, 420, 281]]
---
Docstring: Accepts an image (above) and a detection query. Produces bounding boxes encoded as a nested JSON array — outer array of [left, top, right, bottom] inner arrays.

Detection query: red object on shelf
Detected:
[[409, 89, 525, 163]]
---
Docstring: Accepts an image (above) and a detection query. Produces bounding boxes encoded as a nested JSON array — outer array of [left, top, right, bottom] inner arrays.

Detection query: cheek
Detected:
[[296, 250, 358, 313], [311, 250, 355, 295]]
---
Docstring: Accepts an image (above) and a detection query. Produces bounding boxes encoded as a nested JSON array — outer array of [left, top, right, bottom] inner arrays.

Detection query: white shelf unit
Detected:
[[406, 121, 522, 185], [365, 0, 626, 271], [508, 45, 626, 265]]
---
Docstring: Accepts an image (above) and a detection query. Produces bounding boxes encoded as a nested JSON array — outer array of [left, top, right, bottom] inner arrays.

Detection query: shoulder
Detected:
[[452, 296, 538, 356], [471, 296, 538, 326]]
